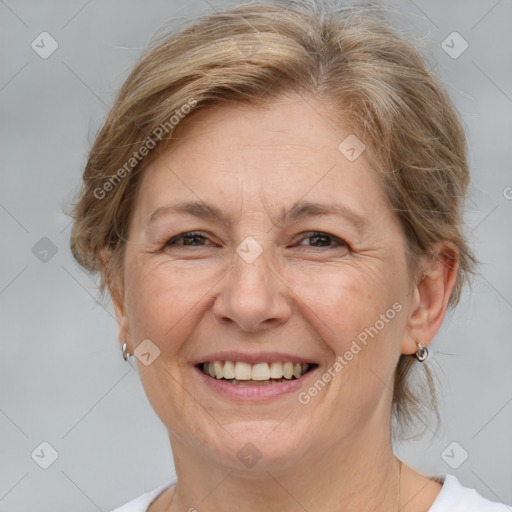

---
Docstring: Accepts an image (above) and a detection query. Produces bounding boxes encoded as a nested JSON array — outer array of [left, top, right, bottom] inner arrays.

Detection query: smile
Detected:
[[197, 360, 316, 385]]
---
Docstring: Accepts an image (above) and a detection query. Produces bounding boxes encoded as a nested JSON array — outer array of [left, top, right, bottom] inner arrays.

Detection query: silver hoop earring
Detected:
[[122, 342, 131, 361], [414, 341, 428, 362]]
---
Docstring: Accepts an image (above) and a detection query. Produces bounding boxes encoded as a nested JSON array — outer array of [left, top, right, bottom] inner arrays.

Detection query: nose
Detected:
[[212, 244, 292, 333]]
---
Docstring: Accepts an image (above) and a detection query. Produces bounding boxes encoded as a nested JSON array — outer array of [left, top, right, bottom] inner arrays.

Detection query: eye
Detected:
[[295, 231, 348, 249], [165, 231, 212, 247], [163, 231, 348, 250]]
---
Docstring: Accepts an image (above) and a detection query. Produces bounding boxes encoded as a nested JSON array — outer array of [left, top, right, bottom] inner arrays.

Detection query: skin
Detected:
[[105, 94, 457, 512]]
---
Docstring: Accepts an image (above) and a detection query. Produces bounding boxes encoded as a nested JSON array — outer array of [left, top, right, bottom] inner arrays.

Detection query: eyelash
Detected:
[[165, 231, 348, 250]]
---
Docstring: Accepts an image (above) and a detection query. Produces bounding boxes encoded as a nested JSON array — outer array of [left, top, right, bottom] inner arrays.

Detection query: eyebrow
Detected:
[[147, 199, 368, 232]]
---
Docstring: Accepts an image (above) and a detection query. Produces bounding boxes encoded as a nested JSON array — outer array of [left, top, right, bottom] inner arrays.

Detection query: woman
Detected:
[[68, 1, 509, 511]]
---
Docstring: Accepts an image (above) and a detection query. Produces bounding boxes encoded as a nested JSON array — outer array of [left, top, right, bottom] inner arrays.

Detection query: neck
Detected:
[[167, 421, 401, 512]]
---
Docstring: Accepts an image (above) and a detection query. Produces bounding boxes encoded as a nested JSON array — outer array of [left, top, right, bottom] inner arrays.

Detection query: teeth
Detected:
[[283, 362, 293, 379], [213, 361, 223, 379], [223, 360, 235, 379], [234, 361, 252, 380], [251, 362, 270, 380], [201, 361, 311, 381], [269, 361, 283, 379]]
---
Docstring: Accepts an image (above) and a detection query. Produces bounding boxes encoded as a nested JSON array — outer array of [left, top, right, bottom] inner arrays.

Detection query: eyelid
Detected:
[[294, 231, 349, 248], [166, 231, 211, 246]]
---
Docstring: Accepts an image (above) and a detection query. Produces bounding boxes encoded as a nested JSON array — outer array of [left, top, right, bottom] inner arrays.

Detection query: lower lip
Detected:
[[194, 366, 317, 401]]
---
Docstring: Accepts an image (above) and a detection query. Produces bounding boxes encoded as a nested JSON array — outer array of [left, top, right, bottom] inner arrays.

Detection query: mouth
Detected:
[[196, 360, 317, 386]]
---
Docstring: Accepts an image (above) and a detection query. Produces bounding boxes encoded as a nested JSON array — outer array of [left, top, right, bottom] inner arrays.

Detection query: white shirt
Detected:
[[110, 475, 511, 511]]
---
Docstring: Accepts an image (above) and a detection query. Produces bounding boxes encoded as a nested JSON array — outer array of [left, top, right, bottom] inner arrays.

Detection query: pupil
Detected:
[[184, 235, 201, 245], [312, 234, 329, 246]]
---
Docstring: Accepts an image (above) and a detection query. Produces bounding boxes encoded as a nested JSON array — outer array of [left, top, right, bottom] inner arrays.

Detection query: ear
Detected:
[[99, 247, 130, 351], [401, 242, 459, 355]]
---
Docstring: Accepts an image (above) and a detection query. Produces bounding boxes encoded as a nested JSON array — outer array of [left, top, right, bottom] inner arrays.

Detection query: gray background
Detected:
[[1, 0, 511, 510]]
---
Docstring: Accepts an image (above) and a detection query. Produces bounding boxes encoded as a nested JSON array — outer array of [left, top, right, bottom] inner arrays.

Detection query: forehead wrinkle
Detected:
[[256, 181, 369, 233]]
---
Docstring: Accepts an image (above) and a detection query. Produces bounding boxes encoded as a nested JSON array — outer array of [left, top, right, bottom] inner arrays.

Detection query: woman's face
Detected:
[[113, 95, 417, 470]]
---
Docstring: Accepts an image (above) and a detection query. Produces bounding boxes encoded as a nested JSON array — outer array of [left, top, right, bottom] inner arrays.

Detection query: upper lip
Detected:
[[191, 351, 318, 366]]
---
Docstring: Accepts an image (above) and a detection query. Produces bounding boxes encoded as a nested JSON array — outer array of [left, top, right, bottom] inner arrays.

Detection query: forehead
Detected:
[[131, 95, 389, 226]]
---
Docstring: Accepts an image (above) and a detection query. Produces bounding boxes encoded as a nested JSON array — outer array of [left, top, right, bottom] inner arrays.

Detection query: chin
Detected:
[[197, 419, 313, 472]]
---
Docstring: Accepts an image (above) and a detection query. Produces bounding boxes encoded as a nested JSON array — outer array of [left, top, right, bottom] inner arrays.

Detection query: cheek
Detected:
[[123, 256, 225, 348], [289, 263, 404, 352], [122, 258, 213, 427], [288, 262, 407, 412]]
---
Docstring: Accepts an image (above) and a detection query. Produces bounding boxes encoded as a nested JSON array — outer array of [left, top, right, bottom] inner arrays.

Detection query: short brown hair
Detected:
[[67, 1, 476, 439]]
